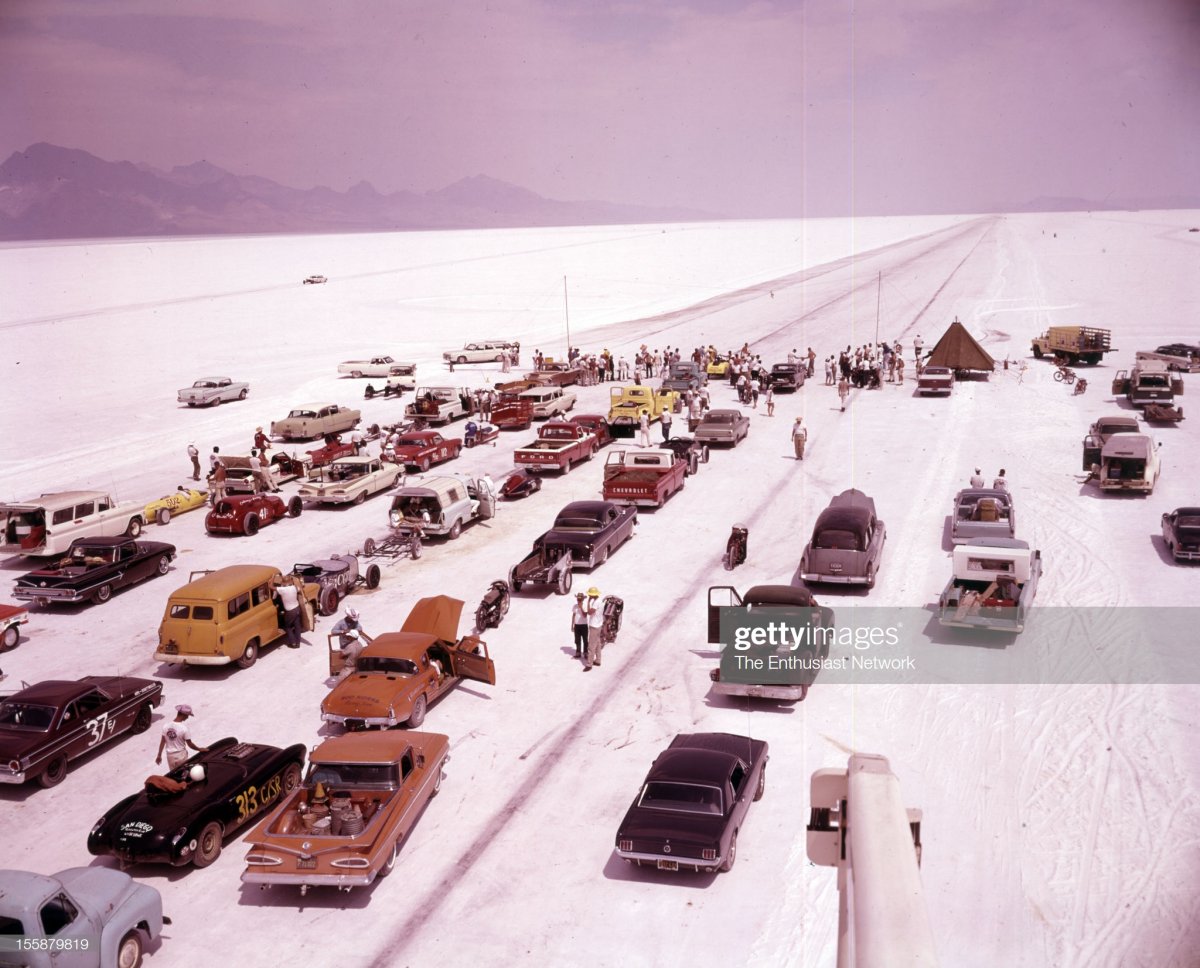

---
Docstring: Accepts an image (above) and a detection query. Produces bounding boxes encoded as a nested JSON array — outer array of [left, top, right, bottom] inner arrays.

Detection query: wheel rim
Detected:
[[97, 584, 112, 603], [117, 933, 141, 968], [1, 626, 17, 649], [157, 556, 170, 575]]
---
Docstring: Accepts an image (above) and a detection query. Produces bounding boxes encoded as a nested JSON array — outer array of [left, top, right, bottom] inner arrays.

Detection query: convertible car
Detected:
[[949, 488, 1015, 545], [14, 536, 176, 606], [321, 596, 495, 729], [799, 489, 887, 588], [242, 731, 449, 893], [88, 737, 306, 868], [615, 732, 768, 873], [206, 494, 302, 536], [177, 377, 249, 407], [0, 676, 163, 788]]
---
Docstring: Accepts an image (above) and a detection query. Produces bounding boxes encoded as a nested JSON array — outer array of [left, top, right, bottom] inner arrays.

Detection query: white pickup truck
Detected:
[[405, 386, 473, 425]]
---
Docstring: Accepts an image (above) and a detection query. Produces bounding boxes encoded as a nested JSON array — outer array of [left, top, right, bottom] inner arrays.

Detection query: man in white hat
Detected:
[[331, 607, 372, 670], [970, 467, 986, 488], [156, 705, 208, 771], [187, 442, 200, 481]]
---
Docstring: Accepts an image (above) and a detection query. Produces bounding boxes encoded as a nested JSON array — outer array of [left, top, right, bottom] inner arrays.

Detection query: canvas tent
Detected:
[[925, 318, 995, 372]]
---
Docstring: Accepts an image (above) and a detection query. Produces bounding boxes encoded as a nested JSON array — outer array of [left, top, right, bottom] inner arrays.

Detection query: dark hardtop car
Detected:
[[543, 500, 637, 568], [88, 736, 306, 868], [615, 732, 768, 874], [800, 488, 887, 588], [0, 676, 163, 788], [1161, 507, 1200, 562], [768, 362, 807, 390], [14, 536, 176, 606]]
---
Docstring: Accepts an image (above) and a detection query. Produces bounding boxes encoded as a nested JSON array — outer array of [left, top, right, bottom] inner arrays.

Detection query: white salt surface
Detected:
[[0, 212, 1198, 967]]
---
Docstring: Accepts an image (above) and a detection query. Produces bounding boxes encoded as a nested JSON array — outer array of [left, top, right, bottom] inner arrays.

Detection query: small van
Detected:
[[0, 491, 146, 557], [154, 565, 318, 669]]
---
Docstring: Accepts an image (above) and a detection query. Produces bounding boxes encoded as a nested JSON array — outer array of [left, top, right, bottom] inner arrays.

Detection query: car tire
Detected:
[[132, 703, 153, 734], [193, 821, 224, 868], [280, 763, 302, 797], [125, 518, 142, 538], [288, 497, 303, 518], [419, 458, 430, 472], [408, 694, 427, 728], [236, 640, 258, 669], [352, 370, 363, 379], [244, 513, 260, 536], [156, 507, 172, 526], [39, 754, 68, 788], [1, 625, 18, 650], [596, 546, 609, 567], [93, 583, 113, 605], [720, 831, 738, 872], [411, 539, 423, 560], [117, 929, 144, 968], [363, 537, 377, 555], [239, 388, 248, 399], [365, 564, 381, 589], [378, 838, 400, 877], [318, 586, 340, 617], [865, 564, 876, 589], [354, 491, 366, 506], [556, 569, 572, 596], [156, 555, 171, 576], [432, 766, 443, 796], [448, 520, 462, 540], [211, 396, 221, 407], [754, 764, 766, 801], [458, 355, 468, 364], [509, 567, 523, 593]]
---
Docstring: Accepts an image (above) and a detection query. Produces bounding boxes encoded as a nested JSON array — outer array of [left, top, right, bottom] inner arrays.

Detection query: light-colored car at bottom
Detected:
[[177, 376, 249, 406], [938, 537, 1042, 633], [519, 385, 576, 419], [0, 867, 166, 968], [298, 456, 403, 506], [799, 489, 886, 588], [271, 402, 362, 441]]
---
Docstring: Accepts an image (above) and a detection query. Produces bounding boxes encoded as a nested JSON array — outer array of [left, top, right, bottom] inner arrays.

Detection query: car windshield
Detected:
[[306, 763, 397, 788], [287, 410, 317, 419], [0, 702, 56, 730], [355, 657, 419, 676], [638, 781, 723, 815]]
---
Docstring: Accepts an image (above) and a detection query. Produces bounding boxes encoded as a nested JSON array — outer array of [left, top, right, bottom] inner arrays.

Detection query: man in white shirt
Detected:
[[156, 705, 207, 770]]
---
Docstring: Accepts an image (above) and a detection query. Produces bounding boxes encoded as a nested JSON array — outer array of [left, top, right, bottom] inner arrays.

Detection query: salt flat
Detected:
[[0, 211, 1198, 968]]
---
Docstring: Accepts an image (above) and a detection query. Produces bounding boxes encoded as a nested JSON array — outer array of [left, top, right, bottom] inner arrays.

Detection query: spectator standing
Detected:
[[273, 576, 304, 648], [570, 593, 589, 660], [209, 461, 228, 506], [914, 335, 924, 361], [807, 347, 817, 378], [209, 446, 222, 473], [187, 442, 201, 481], [583, 587, 604, 670], [660, 406, 673, 442], [838, 377, 850, 411], [254, 427, 271, 453], [896, 356, 906, 383], [792, 417, 807, 459], [157, 705, 207, 771], [765, 384, 775, 416], [638, 410, 651, 448]]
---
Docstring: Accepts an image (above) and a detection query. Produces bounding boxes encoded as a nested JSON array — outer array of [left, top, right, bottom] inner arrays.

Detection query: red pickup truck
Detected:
[[514, 422, 598, 473], [492, 391, 535, 430], [601, 448, 687, 507]]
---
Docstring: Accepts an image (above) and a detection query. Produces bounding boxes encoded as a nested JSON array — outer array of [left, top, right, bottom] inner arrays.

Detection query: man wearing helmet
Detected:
[[331, 607, 373, 671], [156, 704, 208, 771]]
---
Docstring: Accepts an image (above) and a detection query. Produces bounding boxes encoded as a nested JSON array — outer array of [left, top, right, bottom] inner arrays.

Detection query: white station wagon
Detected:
[[443, 340, 520, 365], [0, 491, 147, 557]]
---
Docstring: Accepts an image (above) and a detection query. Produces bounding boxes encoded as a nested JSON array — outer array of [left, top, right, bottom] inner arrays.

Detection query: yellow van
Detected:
[[154, 565, 317, 669]]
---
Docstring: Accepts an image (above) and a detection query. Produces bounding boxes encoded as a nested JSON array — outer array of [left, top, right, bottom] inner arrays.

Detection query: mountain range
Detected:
[[0, 143, 714, 241]]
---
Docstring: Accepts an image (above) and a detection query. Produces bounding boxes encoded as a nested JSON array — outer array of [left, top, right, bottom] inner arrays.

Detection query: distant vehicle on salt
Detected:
[[177, 377, 249, 407], [303, 274, 327, 285]]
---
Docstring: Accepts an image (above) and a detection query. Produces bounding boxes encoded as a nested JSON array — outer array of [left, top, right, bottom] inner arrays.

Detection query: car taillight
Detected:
[[701, 848, 717, 861], [618, 839, 632, 852]]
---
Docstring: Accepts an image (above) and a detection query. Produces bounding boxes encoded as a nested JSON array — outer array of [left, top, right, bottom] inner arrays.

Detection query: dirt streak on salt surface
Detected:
[[0, 212, 1198, 967]]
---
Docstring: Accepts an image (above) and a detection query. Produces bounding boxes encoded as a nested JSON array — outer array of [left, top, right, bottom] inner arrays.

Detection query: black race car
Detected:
[[14, 536, 176, 606], [615, 732, 768, 874], [660, 435, 710, 475], [88, 736, 305, 868], [0, 677, 163, 788]]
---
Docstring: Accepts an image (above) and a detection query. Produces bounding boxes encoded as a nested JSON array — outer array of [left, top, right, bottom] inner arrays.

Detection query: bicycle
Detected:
[[1054, 366, 1077, 384], [723, 525, 748, 571]]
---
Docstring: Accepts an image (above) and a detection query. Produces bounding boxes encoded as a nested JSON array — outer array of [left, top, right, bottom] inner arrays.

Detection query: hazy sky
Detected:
[[2, 0, 1196, 217]]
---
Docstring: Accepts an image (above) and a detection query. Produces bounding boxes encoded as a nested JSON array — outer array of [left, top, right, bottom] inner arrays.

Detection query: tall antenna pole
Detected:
[[874, 270, 881, 346], [563, 275, 571, 358]]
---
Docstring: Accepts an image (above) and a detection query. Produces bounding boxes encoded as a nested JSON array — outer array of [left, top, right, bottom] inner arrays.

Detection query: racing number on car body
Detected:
[[85, 712, 116, 748], [235, 773, 283, 823]]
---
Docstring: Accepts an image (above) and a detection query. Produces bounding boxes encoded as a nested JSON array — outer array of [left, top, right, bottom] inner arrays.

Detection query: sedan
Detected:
[[389, 431, 463, 472], [177, 377, 249, 407], [799, 488, 887, 588], [0, 676, 163, 787], [615, 733, 768, 873], [1162, 508, 1200, 562], [14, 536, 176, 606], [694, 409, 750, 447]]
